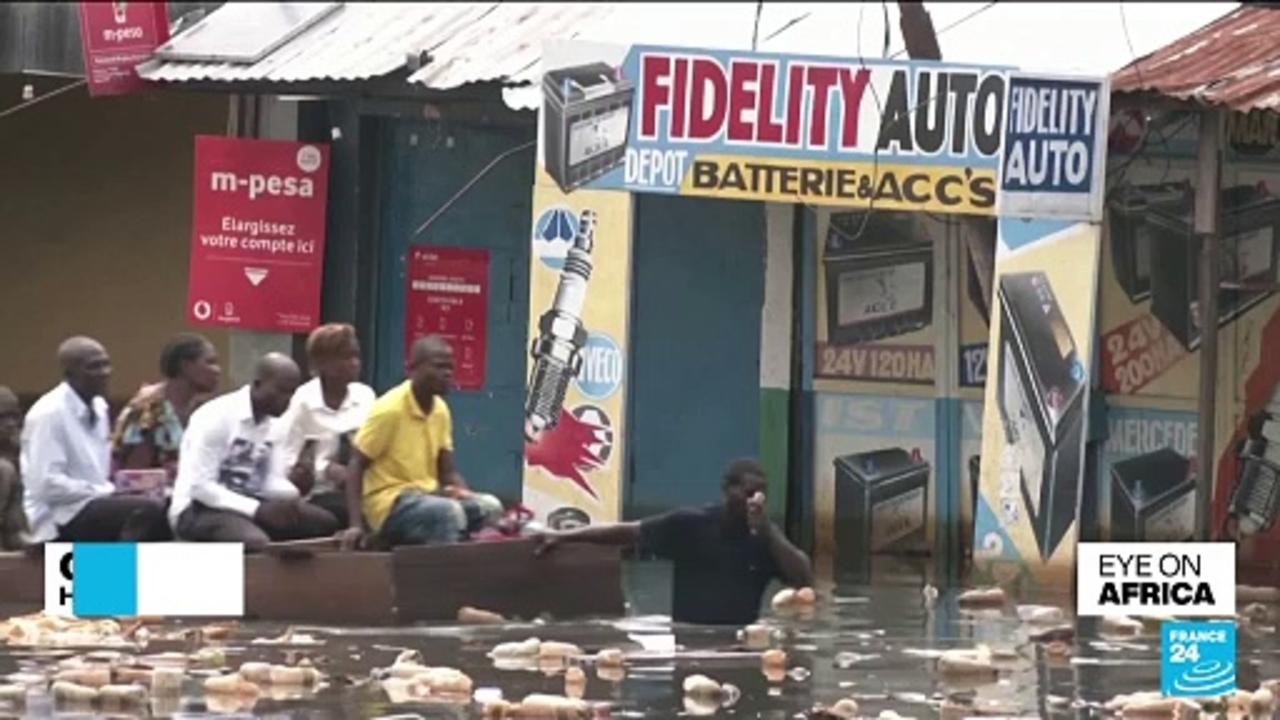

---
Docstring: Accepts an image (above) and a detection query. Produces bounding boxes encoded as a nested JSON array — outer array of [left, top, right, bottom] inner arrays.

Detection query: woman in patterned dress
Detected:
[[111, 334, 222, 489]]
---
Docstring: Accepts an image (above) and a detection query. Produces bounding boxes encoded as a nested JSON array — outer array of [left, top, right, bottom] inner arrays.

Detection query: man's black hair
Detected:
[[723, 458, 766, 486], [160, 333, 211, 380]]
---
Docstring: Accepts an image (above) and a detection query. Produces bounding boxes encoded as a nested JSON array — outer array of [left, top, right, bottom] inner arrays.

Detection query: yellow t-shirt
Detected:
[[353, 381, 453, 532]]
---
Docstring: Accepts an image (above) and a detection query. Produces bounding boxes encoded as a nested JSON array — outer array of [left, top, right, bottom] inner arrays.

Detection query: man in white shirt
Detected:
[[170, 353, 339, 551], [275, 324, 376, 527], [22, 337, 170, 543]]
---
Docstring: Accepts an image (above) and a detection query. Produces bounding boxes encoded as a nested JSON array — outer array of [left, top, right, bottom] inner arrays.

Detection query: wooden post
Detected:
[[1194, 109, 1222, 540], [898, 2, 942, 61]]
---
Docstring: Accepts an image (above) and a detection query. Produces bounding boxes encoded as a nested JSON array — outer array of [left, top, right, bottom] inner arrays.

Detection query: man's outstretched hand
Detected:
[[532, 531, 561, 556]]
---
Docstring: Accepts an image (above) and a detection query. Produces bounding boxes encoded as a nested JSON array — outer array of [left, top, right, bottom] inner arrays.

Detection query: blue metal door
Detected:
[[373, 119, 534, 502], [626, 195, 766, 519]]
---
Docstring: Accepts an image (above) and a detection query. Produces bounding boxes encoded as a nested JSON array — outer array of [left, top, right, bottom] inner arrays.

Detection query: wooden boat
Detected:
[[0, 538, 624, 626]]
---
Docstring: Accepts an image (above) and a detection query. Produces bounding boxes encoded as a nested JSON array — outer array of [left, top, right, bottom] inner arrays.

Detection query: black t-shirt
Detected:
[[638, 504, 779, 625]]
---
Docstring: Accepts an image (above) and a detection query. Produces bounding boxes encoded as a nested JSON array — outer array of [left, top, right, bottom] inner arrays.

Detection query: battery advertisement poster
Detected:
[[814, 208, 942, 386], [538, 40, 1014, 215], [521, 182, 632, 529], [814, 393, 936, 564], [404, 246, 489, 392], [970, 76, 1108, 587], [1100, 405, 1199, 542], [1100, 111, 1280, 576], [972, 218, 1102, 590], [186, 136, 329, 333]]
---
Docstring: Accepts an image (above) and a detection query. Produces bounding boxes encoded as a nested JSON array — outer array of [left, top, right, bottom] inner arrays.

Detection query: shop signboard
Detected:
[[537, 40, 1016, 215], [997, 74, 1110, 221], [186, 135, 329, 333], [78, 2, 170, 97]]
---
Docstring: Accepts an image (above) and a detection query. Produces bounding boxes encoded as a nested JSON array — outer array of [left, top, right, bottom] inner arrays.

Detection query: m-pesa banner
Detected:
[[187, 136, 329, 333], [539, 41, 1015, 216], [78, 2, 170, 97]]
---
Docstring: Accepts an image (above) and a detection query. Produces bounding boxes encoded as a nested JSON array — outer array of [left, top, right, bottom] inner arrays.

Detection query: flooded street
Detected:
[[3, 559, 1279, 718]]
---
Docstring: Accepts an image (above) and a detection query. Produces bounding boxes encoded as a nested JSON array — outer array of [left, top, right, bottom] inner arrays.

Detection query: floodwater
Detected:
[[3, 557, 1279, 719]]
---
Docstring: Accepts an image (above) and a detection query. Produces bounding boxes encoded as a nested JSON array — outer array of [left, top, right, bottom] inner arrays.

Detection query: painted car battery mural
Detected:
[[542, 62, 634, 193], [1109, 448, 1196, 542], [1150, 184, 1280, 350], [834, 448, 930, 562], [996, 271, 1085, 561], [1107, 181, 1193, 304], [823, 211, 934, 346]]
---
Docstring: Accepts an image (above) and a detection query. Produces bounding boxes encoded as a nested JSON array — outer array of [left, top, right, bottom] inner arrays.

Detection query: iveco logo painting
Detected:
[[573, 332, 624, 401]]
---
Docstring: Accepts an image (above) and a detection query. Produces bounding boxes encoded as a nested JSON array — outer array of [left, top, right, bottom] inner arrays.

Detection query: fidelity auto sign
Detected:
[[539, 42, 1017, 215], [187, 136, 330, 333]]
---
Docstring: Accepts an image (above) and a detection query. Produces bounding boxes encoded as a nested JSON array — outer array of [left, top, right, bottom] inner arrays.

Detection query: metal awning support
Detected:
[[1194, 109, 1223, 541]]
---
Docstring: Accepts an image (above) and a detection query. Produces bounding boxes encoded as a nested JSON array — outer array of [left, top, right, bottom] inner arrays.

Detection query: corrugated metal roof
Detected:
[[1111, 5, 1280, 111], [405, 3, 609, 91], [136, 2, 613, 86]]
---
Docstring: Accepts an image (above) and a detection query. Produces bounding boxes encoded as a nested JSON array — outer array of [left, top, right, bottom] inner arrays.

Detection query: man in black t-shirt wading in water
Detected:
[[534, 458, 814, 625]]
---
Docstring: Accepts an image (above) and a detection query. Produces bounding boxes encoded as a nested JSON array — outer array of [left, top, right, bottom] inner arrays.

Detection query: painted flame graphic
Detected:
[[524, 408, 607, 499]]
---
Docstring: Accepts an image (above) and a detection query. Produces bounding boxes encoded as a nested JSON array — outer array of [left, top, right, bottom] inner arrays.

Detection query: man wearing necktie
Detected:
[[21, 337, 171, 543]]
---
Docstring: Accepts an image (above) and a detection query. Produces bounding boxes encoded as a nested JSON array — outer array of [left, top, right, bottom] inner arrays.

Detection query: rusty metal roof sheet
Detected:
[[136, 2, 612, 86], [1111, 5, 1280, 111]]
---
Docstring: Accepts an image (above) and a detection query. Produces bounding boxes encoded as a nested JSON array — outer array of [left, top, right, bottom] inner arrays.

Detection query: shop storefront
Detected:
[[1096, 5, 1280, 585], [514, 39, 1113, 590]]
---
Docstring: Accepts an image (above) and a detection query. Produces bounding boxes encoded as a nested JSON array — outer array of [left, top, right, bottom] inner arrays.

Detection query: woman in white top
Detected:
[[275, 324, 376, 527]]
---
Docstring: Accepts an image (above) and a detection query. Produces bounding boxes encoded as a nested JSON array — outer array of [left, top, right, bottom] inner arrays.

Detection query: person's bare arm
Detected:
[[534, 521, 641, 555], [761, 522, 814, 587], [747, 493, 813, 587], [437, 449, 470, 498], [336, 451, 369, 550], [343, 451, 368, 530]]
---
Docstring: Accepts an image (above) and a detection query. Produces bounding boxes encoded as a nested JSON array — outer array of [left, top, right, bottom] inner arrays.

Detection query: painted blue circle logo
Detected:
[[573, 332, 623, 400], [1070, 360, 1085, 383], [532, 206, 577, 270]]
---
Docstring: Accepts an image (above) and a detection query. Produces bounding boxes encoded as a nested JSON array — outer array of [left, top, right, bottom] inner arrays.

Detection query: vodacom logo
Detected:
[[192, 300, 212, 321]]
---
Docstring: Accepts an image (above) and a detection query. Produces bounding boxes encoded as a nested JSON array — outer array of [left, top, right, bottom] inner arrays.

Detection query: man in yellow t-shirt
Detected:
[[339, 336, 502, 548]]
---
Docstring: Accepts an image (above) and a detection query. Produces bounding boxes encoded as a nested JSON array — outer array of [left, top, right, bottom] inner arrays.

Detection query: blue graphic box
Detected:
[[1161, 620, 1236, 698]]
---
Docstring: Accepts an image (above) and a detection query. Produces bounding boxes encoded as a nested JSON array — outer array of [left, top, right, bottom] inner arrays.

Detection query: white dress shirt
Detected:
[[274, 378, 375, 496], [169, 385, 300, 529], [21, 383, 114, 542]]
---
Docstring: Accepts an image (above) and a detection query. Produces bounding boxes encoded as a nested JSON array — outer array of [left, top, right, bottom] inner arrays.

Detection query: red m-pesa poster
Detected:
[[187, 136, 330, 333]]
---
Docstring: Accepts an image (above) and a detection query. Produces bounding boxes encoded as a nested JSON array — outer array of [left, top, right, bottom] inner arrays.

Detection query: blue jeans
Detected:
[[379, 489, 503, 547]]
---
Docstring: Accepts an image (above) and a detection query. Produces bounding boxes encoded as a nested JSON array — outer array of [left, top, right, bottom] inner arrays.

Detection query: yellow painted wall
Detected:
[[0, 77, 231, 405]]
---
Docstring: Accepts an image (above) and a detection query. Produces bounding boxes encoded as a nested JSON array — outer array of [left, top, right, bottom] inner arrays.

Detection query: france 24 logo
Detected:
[[1161, 621, 1236, 698]]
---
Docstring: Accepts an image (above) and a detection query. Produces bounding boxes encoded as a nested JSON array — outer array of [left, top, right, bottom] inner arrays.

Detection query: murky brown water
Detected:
[[3, 559, 1279, 718]]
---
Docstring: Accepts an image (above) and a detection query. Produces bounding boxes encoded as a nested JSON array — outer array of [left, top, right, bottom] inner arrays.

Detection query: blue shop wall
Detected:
[[625, 195, 766, 519], [372, 117, 535, 503]]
